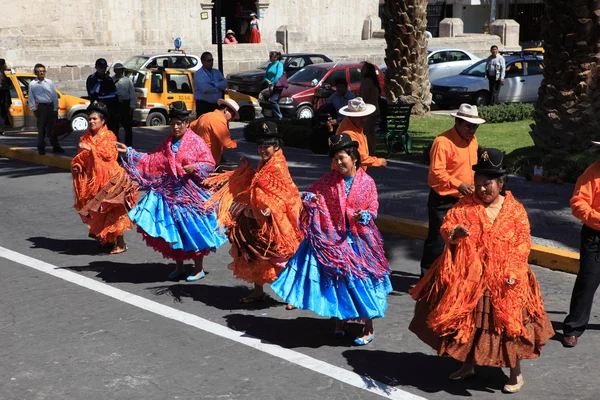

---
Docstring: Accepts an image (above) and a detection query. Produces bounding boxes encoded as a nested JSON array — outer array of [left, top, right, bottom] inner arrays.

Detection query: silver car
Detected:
[[427, 48, 481, 81]]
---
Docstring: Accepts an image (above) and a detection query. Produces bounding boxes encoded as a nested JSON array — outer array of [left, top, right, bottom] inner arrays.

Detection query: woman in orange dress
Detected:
[[409, 148, 554, 394], [205, 122, 303, 303], [248, 13, 261, 43], [71, 101, 138, 254]]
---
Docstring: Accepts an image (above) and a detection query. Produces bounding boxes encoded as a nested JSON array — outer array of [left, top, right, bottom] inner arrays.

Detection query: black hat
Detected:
[[86, 101, 109, 118], [472, 148, 506, 175], [95, 58, 108, 68], [255, 121, 282, 139], [328, 133, 359, 158], [168, 101, 191, 120]]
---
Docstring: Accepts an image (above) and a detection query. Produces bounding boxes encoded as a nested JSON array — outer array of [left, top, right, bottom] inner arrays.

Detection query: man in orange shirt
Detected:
[[335, 97, 387, 169], [190, 98, 239, 165], [420, 104, 484, 277], [563, 149, 600, 347]]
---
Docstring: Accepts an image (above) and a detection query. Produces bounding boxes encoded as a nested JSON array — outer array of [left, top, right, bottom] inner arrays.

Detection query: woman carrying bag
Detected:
[[264, 51, 286, 120]]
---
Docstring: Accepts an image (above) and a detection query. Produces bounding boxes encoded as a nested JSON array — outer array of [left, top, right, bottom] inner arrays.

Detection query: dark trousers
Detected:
[[118, 101, 133, 146], [196, 100, 218, 118], [488, 76, 501, 105], [563, 225, 600, 337], [420, 189, 459, 277], [106, 109, 120, 141], [269, 88, 283, 119], [35, 103, 58, 149]]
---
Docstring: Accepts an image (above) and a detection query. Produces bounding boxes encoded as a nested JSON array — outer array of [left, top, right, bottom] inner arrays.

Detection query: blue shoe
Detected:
[[333, 323, 347, 338], [168, 269, 185, 280], [186, 271, 206, 282], [354, 333, 375, 346]]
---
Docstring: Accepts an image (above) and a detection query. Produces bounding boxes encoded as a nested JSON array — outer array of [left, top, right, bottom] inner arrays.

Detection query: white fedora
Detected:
[[339, 97, 376, 117], [592, 141, 600, 146], [450, 103, 486, 125], [218, 98, 240, 120]]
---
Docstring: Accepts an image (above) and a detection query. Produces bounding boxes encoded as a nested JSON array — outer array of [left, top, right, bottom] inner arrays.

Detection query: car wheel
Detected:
[[70, 112, 88, 132], [472, 91, 490, 107], [146, 111, 167, 126], [296, 105, 313, 119], [238, 106, 255, 122]]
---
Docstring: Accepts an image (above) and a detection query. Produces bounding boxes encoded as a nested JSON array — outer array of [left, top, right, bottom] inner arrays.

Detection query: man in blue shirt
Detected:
[[193, 52, 228, 117], [28, 63, 63, 155], [324, 78, 356, 124], [86, 58, 120, 139]]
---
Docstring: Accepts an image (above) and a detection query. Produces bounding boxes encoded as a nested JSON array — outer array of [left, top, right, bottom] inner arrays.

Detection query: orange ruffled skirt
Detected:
[[410, 289, 555, 368], [227, 210, 287, 285], [77, 171, 138, 244]]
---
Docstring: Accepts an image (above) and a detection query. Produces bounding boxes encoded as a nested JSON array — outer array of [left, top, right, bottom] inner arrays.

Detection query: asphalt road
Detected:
[[0, 157, 598, 400]]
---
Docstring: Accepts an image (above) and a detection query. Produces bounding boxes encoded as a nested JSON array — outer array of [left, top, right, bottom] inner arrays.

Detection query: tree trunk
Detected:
[[382, 0, 431, 114], [530, 0, 600, 152]]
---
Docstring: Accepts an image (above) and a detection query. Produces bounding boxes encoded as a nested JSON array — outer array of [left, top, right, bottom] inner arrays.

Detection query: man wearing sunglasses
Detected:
[[28, 63, 64, 155], [193, 52, 228, 117], [420, 103, 485, 277]]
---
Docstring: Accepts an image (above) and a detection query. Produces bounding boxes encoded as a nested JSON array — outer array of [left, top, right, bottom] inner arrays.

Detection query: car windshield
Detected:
[[460, 59, 487, 77], [124, 70, 146, 88], [123, 56, 150, 70], [288, 66, 327, 86]]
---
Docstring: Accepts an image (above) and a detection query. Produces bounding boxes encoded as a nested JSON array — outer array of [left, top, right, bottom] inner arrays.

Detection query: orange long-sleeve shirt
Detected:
[[428, 126, 478, 198], [190, 110, 237, 165], [571, 161, 600, 230], [334, 117, 385, 170]]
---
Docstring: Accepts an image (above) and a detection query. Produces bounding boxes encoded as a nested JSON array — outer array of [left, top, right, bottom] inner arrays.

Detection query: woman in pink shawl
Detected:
[[116, 102, 226, 281], [272, 133, 392, 346]]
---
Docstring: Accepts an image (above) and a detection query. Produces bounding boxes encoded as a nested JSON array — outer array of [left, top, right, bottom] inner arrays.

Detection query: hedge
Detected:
[[477, 103, 534, 123]]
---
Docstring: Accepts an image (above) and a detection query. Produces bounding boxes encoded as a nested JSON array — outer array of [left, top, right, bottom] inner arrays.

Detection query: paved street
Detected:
[[0, 151, 598, 399]]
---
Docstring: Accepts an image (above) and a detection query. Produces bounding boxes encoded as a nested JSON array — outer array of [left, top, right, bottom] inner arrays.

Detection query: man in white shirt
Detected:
[[485, 45, 505, 105], [28, 63, 63, 155], [113, 63, 137, 146], [193, 52, 227, 117]]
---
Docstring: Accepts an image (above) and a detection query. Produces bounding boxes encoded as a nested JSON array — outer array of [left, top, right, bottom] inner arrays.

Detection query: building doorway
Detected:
[[212, 0, 258, 44]]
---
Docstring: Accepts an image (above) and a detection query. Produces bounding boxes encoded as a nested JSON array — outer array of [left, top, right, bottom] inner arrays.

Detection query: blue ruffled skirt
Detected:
[[129, 190, 227, 256], [271, 237, 392, 320]]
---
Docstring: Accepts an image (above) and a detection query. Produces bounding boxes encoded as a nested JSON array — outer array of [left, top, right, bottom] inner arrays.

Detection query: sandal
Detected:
[[239, 293, 266, 304], [110, 245, 128, 255]]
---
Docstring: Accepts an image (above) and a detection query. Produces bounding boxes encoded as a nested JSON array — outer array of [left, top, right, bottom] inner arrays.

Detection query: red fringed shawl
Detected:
[[302, 169, 390, 282], [410, 191, 547, 343]]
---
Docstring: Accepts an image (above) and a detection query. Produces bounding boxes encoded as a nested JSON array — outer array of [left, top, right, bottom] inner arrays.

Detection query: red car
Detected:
[[259, 61, 385, 119]]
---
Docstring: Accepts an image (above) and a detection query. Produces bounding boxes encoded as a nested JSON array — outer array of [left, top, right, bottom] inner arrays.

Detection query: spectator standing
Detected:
[[86, 58, 120, 138], [562, 148, 600, 348], [264, 51, 284, 120], [28, 63, 64, 155], [359, 61, 381, 155], [324, 78, 356, 124], [0, 59, 11, 135], [193, 52, 228, 117], [420, 103, 483, 277], [113, 63, 136, 146], [485, 45, 505, 105], [224, 30, 238, 44], [190, 98, 239, 165], [248, 13, 261, 43]]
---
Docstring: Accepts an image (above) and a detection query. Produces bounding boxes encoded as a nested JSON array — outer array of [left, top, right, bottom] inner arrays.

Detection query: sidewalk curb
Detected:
[[0, 144, 580, 274]]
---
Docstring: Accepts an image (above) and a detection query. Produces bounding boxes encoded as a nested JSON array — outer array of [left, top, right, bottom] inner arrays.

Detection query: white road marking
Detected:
[[0, 245, 426, 400]]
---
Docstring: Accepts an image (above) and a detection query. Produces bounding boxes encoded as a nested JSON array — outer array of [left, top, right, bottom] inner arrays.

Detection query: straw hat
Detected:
[[450, 103, 486, 125], [218, 98, 240, 120], [226, 29, 235, 36], [338, 97, 376, 117]]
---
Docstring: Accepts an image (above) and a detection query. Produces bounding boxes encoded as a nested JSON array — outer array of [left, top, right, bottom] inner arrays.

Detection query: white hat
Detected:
[[339, 97, 376, 117], [250, 12, 257, 17], [226, 29, 235, 35], [450, 103, 486, 125], [218, 98, 240, 120], [591, 141, 600, 146]]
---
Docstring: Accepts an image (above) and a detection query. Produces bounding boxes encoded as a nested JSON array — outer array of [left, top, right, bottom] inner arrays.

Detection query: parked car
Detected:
[[122, 50, 201, 71], [125, 67, 261, 126], [226, 53, 333, 96], [430, 53, 544, 108], [379, 48, 480, 82], [259, 61, 384, 120], [5, 71, 90, 131]]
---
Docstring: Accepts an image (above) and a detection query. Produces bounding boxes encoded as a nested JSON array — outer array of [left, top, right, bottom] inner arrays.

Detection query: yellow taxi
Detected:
[[5, 71, 90, 131], [125, 68, 261, 126]]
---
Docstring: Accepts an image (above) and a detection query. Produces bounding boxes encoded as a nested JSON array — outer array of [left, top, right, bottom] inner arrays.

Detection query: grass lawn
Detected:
[[378, 114, 535, 164]]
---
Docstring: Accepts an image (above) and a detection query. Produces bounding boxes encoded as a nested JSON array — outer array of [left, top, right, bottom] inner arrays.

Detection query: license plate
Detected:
[[263, 109, 273, 117]]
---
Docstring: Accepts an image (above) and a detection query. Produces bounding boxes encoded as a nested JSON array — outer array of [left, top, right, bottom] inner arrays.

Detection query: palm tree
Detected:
[[530, 1, 600, 152], [382, 0, 431, 114]]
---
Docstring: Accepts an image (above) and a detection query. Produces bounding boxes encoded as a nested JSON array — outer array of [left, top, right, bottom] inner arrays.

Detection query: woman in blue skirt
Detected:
[[272, 133, 392, 345]]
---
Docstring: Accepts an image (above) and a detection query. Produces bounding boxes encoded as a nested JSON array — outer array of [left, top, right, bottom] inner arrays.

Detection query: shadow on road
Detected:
[[342, 349, 509, 396], [27, 236, 111, 256], [62, 261, 174, 283]]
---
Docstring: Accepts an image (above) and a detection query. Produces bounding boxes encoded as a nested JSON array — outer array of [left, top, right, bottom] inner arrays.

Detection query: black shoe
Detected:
[[53, 146, 65, 154], [38, 147, 46, 155]]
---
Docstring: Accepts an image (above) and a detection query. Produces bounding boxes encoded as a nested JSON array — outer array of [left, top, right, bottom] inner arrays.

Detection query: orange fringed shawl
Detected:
[[204, 149, 303, 258], [410, 191, 546, 343], [71, 128, 136, 243]]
